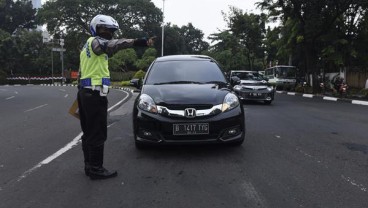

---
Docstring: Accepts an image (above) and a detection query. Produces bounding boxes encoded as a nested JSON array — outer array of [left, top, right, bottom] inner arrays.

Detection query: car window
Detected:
[[145, 60, 227, 84], [232, 72, 264, 81]]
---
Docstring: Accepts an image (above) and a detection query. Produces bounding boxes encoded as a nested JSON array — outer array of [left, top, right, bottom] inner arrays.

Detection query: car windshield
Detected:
[[232, 72, 265, 81], [145, 60, 227, 85]]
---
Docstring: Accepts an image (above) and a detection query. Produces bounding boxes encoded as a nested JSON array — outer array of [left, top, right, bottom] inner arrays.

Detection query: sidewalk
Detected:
[[276, 91, 368, 106]]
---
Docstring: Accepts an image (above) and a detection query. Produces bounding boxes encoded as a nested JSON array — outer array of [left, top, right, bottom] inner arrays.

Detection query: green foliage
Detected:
[[162, 23, 209, 56], [208, 9, 266, 71], [258, 0, 368, 76], [133, 70, 146, 80], [359, 88, 368, 98], [121, 80, 131, 86], [109, 48, 138, 72], [110, 71, 135, 81], [135, 48, 156, 70], [0, 0, 36, 33]]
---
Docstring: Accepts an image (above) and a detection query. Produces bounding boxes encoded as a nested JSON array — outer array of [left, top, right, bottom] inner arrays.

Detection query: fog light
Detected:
[[228, 129, 238, 135], [143, 131, 152, 137]]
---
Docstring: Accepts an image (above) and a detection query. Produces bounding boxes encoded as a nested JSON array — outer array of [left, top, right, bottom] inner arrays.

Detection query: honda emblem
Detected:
[[184, 108, 196, 118]]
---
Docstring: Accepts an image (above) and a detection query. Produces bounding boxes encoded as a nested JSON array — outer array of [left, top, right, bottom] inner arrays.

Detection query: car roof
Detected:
[[155, 55, 214, 62], [231, 70, 259, 73]]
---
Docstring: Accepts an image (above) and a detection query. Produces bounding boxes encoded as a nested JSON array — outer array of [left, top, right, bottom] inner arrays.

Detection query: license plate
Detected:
[[250, 93, 262, 97], [173, 123, 209, 135]]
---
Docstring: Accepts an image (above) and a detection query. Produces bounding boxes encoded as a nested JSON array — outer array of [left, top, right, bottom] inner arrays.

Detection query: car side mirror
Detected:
[[231, 76, 240, 86], [130, 78, 142, 90]]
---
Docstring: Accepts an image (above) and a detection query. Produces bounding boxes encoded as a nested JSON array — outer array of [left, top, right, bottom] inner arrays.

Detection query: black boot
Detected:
[[88, 144, 117, 180], [88, 166, 117, 180]]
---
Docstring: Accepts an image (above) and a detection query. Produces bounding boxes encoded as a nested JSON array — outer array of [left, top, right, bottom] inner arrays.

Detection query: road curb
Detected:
[[277, 91, 368, 106]]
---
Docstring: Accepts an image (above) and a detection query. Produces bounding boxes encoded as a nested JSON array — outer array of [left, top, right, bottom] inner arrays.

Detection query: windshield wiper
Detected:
[[154, 81, 203, 85]]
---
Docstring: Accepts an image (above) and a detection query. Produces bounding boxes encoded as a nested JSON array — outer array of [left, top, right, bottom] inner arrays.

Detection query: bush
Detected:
[[133, 70, 146, 80], [295, 84, 304, 93], [121, 81, 130, 86], [110, 71, 135, 81], [359, 88, 368, 98]]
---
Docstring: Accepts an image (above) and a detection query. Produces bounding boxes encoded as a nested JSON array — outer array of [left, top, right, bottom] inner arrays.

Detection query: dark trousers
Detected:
[[77, 88, 108, 167]]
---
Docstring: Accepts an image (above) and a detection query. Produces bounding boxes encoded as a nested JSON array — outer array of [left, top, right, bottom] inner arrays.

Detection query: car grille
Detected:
[[243, 86, 267, 90], [162, 104, 213, 110], [157, 104, 221, 119]]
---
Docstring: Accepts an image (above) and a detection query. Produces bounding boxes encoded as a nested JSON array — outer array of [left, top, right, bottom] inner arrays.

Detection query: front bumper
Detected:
[[133, 106, 245, 145], [234, 89, 274, 101]]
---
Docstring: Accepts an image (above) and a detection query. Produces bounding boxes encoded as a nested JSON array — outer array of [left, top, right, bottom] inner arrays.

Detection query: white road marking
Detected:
[[15, 91, 130, 183], [287, 92, 296, 95], [5, 96, 15, 100], [24, 104, 48, 112], [241, 181, 267, 207], [15, 91, 18, 94], [17, 133, 83, 182], [59, 89, 66, 92], [108, 90, 129, 111], [341, 175, 367, 192], [296, 148, 367, 193], [64, 94, 68, 98]]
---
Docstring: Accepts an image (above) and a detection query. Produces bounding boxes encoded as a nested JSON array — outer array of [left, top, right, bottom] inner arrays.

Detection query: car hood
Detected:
[[141, 84, 230, 105]]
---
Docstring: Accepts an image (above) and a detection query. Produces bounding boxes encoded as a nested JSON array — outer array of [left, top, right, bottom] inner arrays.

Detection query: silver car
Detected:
[[230, 71, 275, 104]]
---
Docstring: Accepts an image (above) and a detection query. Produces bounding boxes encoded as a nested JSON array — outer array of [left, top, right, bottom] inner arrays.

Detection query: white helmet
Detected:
[[90, 14, 119, 36]]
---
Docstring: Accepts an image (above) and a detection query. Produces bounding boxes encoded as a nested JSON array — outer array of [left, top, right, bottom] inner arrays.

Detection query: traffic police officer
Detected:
[[78, 14, 154, 180]]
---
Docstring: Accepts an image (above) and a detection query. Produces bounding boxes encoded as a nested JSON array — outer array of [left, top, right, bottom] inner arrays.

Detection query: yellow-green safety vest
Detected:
[[79, 37, 110, 86]]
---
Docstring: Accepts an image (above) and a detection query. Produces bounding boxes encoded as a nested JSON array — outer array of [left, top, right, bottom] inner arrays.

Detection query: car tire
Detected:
[[264, 100, 272, 105]]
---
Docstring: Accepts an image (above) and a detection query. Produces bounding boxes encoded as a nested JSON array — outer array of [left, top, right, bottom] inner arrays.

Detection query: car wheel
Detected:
[[264, 100, 272, 105]]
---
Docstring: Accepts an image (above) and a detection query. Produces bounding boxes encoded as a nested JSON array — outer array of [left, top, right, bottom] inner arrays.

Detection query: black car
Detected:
[[132, 55, 245, 148]]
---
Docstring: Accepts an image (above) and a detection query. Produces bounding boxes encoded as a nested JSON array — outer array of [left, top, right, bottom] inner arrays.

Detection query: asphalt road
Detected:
[[0, 85, 367, 208]]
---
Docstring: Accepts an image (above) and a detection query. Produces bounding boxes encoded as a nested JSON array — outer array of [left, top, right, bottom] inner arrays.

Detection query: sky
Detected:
[[151, 0, 262, 40]]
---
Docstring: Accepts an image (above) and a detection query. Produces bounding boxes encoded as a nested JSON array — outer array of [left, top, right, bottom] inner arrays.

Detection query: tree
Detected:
[[180, 23, 209, 54], [207, 31, 245, 71], [135, 47, 157, 70], [228, 7, 266, 70], [207, 7, 266, 71], [36, 0, 163, 70], [264, 26, 281, 67], [257, 0, 368, 90], [109, 48, 137, 72], [0, 0, 36, 34]]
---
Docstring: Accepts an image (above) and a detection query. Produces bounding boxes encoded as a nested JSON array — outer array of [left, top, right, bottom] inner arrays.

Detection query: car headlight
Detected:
[[138, 94, 158, 113], [234, 85, 242, 90], [221, 93, 240, 112]]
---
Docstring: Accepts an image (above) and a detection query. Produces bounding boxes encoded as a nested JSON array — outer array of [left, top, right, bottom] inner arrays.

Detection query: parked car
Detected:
[[132, 55, 245, 148], [230, 70, 275, 104]]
